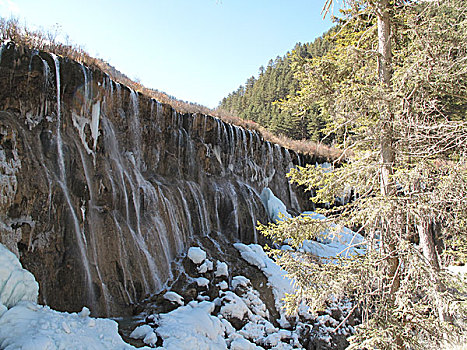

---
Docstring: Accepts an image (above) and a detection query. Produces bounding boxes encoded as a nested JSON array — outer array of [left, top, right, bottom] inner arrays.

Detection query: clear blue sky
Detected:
[[1, 0, 334, 108]]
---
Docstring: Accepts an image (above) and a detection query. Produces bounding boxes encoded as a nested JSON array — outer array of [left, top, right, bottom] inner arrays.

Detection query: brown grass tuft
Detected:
[[0, 17, 340, 161]]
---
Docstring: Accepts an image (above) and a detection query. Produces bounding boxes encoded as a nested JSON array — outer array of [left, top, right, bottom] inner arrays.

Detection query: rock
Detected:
[[187, 247, 207, 265], [215, 261, 229, 278], [0, 43, 312, 318]]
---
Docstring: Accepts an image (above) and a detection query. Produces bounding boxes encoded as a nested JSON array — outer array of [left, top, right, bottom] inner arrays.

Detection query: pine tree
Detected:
[[218, 29, 337, 142], [260, 1, 467, 348]]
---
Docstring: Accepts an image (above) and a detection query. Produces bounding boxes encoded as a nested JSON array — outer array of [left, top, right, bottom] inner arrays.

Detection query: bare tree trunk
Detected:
[[417, 220, 441, 272], [376, 0, 395, 199], [417, 220, 451, 323], [377, 1, 404, 348]]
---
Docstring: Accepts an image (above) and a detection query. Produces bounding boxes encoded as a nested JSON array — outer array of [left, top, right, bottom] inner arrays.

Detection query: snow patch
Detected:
[[220, 291, 251, 321], [163, 291, 184, 306], [215, 261, 229, 278], [187, 247, 206, 265], [154, 301, 227, 349], [195, 277, 210, 287], [197, 258, 214, 273], [0, 302, 148, 350]]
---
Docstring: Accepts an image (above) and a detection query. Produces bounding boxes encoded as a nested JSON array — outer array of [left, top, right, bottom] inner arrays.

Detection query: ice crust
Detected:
[[0, 243, 38, 308], [0, 243, 148, 350]]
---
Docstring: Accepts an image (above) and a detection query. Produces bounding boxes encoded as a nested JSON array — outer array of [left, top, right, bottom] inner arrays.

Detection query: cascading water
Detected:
[[0, 43, 318, 317], [51, 54, 96, 307]]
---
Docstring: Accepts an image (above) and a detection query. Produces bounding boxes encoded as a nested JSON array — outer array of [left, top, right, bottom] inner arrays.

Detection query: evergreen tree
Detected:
[[218, 28, 337, 142], [260, 0, 467, 348]]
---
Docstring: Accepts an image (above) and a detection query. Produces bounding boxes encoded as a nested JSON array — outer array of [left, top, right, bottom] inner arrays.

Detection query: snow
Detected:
[[143, 331, 158, 347], [217, 281, 229, 290], [197, 258, 214, 273], [299, 211, 365, 258], [130, 324, 153, 339], [215, 261, 229, 278], [187, 246, 206, 265], [230, 337, 262, 350], [220, 291, 251, 320], [0, 243, 39, 308], [0, 243, 149, 350], [233, 243, 266, 269], [232, 276, 251, 290], [163, 291, 184, 306], [234, 243, 294, 319], [153, 301, 227, 350], [0, 302, 150, 350], [194, 277, 210, 287], [260, 188, 292, 223]]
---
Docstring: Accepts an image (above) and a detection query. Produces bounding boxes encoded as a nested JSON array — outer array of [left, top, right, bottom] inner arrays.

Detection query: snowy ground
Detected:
[[0, 243, 150, 350], [128, 241, 357, 349], [0, 188, 363, 349]]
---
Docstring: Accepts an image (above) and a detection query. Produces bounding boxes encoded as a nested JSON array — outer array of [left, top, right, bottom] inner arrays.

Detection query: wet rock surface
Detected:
[[0, 43, 323, 317], [121, 237, 354, 349]]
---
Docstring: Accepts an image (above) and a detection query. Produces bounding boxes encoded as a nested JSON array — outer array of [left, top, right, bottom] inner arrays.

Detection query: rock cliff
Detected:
[[0, 42, 320, 316]]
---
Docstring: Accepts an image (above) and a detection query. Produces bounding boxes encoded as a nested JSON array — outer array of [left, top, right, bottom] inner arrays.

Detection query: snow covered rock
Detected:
[[220, 291, 251, 329], [0, 243, 39, 308], [197, 259, 214, 273], [143, 331, 158, 347], [232, 276, 251, 291], [187, 246, 207, 265], [0, 301, 149, 350], [230, 337, 263, 350], [163, 291, 184, 306], [234, 243, 266, 269], [130, 324, 153, 340], [194, 277, 210, 288], [234, 243, 294, 326], [217, 281, 228, 291], [215, 261, 229, 278], [152, 301, 227, 349]]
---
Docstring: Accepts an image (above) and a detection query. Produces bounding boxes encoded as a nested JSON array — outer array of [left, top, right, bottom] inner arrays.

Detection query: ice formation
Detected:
[[0, 243, 38, 308], [260, 188, 292, 223], [0, 243, 149, 350]]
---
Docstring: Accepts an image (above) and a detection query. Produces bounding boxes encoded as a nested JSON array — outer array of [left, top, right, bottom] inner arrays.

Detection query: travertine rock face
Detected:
[[0, 43, 319, 316]]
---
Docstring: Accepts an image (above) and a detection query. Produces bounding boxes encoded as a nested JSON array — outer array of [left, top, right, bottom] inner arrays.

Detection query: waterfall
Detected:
[[0, 44, 311, 317], [51, 54, 96, 307]]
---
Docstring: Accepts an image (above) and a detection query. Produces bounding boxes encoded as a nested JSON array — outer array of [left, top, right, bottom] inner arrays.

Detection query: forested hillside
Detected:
[[218, 28, 336, 143], [260, 0, 467, 348]]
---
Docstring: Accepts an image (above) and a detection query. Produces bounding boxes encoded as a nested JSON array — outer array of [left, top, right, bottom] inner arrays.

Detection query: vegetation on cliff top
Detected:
[[260, 0, 467, 348], [218, 27, 337, 144], [0, 17, 339, 161]]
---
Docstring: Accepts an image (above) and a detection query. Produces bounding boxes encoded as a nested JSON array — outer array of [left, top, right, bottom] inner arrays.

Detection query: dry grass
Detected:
[[0, 17, 340, 161], [214, 108, 341, 160]]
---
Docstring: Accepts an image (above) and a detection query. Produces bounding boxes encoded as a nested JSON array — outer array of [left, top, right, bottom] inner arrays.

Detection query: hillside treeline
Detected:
[[218, 28, 337, 143]]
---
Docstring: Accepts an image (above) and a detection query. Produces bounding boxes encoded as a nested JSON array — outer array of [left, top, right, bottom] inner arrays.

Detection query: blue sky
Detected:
[[0, 0, 334, 108]]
